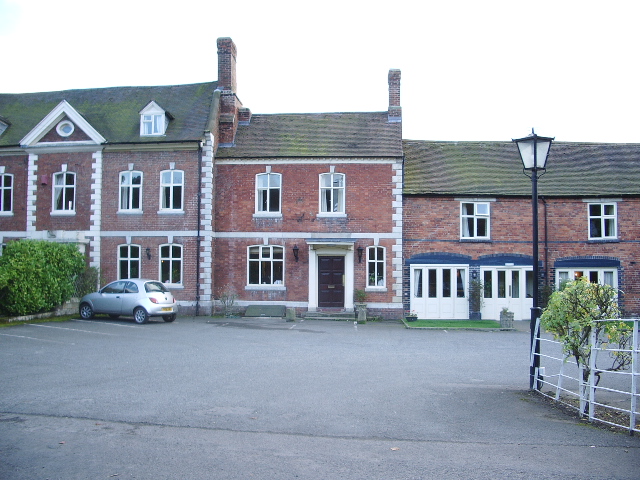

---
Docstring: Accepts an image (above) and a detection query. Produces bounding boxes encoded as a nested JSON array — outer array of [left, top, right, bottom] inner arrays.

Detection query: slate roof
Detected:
[[0, 82, 218, 147], [403, 140, 640, 197], [215, 112, 403, 158]]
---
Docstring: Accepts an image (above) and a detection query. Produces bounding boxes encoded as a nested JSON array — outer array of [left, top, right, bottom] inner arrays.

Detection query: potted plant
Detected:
[[354, 289, 367, 323], [405, 310, 418, 322]]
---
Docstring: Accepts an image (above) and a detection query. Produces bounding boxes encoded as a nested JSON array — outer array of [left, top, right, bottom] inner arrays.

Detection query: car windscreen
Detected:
[[145, 281, 169, 293]]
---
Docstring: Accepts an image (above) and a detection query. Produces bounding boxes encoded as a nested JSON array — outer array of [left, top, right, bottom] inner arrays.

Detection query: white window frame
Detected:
[[247, 245, 284, 286], [588, 202, 617, 240], [56, 120, 75, 137], [255, 172, 282, 216], [159, 170, 184, 212], [460, 202, 490, 239], [52, 171, 76, 214], [119, 171, 143, 212], [140, 102, 168, 136], [366, 246, 386, 288], [556, 268, 618, 290], [319, 172, 345, 215], [118, 244, 141, 280], [0, 172, 13, 214], [160, 244, 183, 285]]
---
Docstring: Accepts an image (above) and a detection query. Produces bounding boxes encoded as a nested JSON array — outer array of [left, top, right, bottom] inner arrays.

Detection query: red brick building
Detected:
[[0, 38, 404, 318], [403, 140, 640, 320], [2, 38, 639, 321]]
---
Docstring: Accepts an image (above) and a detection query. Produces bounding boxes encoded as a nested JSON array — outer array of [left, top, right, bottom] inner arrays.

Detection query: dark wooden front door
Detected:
[[318, 256, 345, 308]]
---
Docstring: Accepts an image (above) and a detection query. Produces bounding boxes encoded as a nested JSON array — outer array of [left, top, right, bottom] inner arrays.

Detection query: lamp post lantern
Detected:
[[513, 128, 554, 390]]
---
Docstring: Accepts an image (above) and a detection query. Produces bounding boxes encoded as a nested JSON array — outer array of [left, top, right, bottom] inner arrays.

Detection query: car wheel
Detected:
[[109, 314, 120, 319], [133, 307, 149, 324], [163, 314, 176, 322], [79, 303, 94, 319]]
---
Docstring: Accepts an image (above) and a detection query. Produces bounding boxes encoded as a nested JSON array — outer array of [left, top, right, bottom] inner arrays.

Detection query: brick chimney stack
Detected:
[[217, 37, 237, 92], [388, 69, 401, 123], [217, 37, 247, 145]]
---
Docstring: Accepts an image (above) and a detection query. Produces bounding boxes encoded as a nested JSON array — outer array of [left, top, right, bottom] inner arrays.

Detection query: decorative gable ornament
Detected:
[[20, 100, 106, 147], [139, 101, 172, 136]]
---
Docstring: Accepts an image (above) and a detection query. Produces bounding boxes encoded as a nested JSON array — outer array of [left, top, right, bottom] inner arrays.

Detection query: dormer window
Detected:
[[0, 118, 9, 137], [139, 101, 169, 136]]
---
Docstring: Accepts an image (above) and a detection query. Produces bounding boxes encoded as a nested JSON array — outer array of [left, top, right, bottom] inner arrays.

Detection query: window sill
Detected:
[[245, 284, 286, 292], [365, 286, 387, 292], [0, 212, 14, 216], [459, 238, 491, 243], [317, 212, 347, 218], [588, 238, 619, 243], [118, 210, 143, 215], [253, 213, 282, 219], [157, 210, 184, 215], [163, 283, 184, 289], [51, 211, 76, 216]]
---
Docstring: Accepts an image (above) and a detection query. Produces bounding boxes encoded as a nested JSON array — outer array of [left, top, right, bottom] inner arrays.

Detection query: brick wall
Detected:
[[0, 155, 28, 231], [215, 162, 395, 233], [33, 152, 94, 232], [100, 150, 200, 232], [212, 161, 399, 308], [403, 195, 640, 316]]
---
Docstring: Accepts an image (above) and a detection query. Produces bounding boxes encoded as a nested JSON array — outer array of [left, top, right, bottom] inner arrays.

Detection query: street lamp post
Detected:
[[513, 129, 554, 390]]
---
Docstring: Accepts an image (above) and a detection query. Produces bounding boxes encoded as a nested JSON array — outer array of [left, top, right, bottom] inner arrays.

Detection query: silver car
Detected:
[[79, 279, 177, 324]]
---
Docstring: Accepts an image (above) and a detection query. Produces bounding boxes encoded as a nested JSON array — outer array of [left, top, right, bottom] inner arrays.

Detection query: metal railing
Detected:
[[534, 318, 639, 435]]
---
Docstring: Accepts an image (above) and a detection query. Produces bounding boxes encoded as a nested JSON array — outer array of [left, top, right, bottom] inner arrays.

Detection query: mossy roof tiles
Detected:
[[403, 139, 640, 197], [0, 82, 218, 147], [215, 112, 403, 158]]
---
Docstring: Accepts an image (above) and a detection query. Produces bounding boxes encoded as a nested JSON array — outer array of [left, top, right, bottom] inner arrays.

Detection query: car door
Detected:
[[92, 281, 126, 314], [120, 281, 140, 315]]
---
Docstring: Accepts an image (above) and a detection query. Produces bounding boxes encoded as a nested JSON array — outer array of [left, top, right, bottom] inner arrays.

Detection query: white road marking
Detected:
[[27, 324, 118, 335]]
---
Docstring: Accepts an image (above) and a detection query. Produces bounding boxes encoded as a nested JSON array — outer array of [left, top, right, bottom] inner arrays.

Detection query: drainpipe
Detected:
[[195, 142, 203, 316], [541, 197, 549, 289]]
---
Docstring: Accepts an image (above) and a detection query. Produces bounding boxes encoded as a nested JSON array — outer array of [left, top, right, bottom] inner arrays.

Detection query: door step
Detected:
[[302, 310, 357, 322]]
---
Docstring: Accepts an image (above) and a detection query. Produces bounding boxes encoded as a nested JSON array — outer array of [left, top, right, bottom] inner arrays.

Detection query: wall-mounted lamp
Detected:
[[292, 244, 299, 262], [357, 246, 364, 263], [146, 247, 152, 260]]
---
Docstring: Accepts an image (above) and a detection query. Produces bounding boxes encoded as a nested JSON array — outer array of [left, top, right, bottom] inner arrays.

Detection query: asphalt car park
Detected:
[[1, 316, 639, 479]]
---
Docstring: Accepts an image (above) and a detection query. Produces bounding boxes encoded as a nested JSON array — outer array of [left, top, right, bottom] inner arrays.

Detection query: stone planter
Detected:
[[405, 315, 418, 322], [500, 310, 514, 329], [354, 303, 367, 323]]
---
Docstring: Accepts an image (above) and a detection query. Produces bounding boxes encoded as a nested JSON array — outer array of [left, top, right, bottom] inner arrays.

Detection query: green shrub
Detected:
[[540, 277, 631, 390], [74, 266, 101, 297], [0, 240, 85, 316]]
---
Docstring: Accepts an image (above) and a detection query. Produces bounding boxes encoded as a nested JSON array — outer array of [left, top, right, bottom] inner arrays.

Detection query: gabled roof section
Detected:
[[215, 112, 403, 158], [403, 140, 640, 197], [0, 82, 218, 147], [20, 100, 106, 147]]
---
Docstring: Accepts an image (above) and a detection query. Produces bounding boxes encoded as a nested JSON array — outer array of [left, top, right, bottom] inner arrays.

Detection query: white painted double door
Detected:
[[481, 267, 533, 321], [411, 265, 468, 320]]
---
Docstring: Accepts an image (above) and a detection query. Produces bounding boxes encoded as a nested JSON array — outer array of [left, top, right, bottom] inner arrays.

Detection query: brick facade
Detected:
[[403, 195, 640, 318], [3, 37, 639, 322]]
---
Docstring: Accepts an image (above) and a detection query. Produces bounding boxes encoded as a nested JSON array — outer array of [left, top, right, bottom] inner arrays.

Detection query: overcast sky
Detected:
[[1, 0, 638, 143]]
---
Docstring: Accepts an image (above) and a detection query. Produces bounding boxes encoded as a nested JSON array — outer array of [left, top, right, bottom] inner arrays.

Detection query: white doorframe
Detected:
[[308, 244, 354, 312]]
